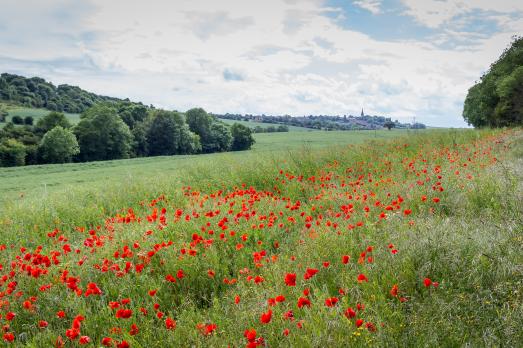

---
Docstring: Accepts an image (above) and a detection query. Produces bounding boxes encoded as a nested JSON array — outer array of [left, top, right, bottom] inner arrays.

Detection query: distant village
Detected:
[[214, 109, 426, 131]]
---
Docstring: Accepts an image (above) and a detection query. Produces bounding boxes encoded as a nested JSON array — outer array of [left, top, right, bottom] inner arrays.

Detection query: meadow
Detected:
[[0, 128, 521, 347], [0, 103, 80, 126], [0, 129, 405, 203]]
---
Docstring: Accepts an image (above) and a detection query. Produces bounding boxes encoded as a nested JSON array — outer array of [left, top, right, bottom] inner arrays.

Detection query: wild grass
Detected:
[[0, 128, 521, 347]]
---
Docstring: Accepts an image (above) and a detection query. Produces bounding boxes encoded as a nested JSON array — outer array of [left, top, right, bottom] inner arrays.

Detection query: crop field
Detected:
[[0, 130, 406, 203], [0, 128, 521, 347]]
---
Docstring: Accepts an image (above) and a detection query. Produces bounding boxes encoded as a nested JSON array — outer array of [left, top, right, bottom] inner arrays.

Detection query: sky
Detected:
[[0, 0, 522, 127]]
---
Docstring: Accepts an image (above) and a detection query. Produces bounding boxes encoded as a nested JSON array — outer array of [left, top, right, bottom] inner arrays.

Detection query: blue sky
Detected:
[[1, 0, 522, 127]]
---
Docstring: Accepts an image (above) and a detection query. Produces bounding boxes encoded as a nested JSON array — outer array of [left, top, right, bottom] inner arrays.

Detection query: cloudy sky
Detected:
[[1, 0, 522, 127]]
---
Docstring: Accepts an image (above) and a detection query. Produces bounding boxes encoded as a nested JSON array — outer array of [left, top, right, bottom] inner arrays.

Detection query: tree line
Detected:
[[0, 103, 255, 167], [463, 36, 523, 128], [0, 73, 123, 113]]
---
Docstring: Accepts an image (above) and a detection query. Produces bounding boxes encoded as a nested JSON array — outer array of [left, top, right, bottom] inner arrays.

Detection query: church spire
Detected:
[[361, 108, 364, 117]]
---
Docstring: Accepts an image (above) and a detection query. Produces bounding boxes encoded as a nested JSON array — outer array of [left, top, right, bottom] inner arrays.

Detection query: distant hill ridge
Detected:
[[0, 73, 131, 114]]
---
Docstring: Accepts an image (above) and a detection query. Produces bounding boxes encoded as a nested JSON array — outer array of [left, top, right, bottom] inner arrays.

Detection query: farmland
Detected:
[[0, 128, 521, 347], [0, 129, 406, 203]]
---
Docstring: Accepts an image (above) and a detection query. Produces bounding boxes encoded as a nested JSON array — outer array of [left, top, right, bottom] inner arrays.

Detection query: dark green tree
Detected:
[[463, 36, 523, 127], [11, 115, 23, 125], [0, 139, 26, 166], [24, 116, 33, 125], [384, 121, 395, 130], [35, 112, 72, 134], [230, 123, 255, 151], [38, 126, 80, 163], [146, 110, 200, 156], [74, 104, 132, 161]]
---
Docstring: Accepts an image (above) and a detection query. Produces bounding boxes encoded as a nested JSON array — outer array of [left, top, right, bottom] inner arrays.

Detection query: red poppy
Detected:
[[260, 309, 272, 324], [297, 297, 311, 308], [165, 317, 176, 330], [284, 273, 296, 286], [325, 297, 338, 307]]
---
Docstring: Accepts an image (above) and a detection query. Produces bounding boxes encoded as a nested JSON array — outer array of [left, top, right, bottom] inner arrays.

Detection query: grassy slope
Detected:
[[0, 103, 80, 125], [0, 129, 521, 347], [0, 129, 406, 204]]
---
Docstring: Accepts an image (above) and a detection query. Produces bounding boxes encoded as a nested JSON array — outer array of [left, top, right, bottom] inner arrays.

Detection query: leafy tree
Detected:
[[266, 126, 276, 133], [463, 36, 523, 127], [35, 112, 72, 134], [384, 121, 395, 130], [230, 123, 255, 151], [277, 125, 289, 132], [11, 115, 23, 124], [0, 106, 7, 122], [38, 126, 80, 163], [0, 139, 26, 166], [131, 121, 149, 157], [186, 108, 232, 153], [24, 116, 33, 125], [209, 122, 232, 152], [146, 110, 200, 156], [74, 104, 132, 161]]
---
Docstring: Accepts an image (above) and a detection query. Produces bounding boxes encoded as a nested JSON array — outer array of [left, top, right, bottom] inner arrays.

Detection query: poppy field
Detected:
[[0, 129, 522, 347]]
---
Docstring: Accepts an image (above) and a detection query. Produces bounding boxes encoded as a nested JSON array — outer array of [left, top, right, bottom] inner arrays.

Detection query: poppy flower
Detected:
[[341, 255, 350, 264], [260, 309, 272, 324], [325, 297, 338, 307], [165, 317, 176, 330], [297, 297, 311, 308], [303, 268, 319, 280], [357, 274, 368, 283], [3, 332, 14, 342], [284, 273, 296, 286], [344, 307, 356, 319]]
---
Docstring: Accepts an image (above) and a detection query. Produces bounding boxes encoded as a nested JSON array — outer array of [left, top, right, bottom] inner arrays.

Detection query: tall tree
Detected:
[[146, 110, 200, 156], [38, 126, 80, 164], [35, 112, 72, 134], [74, 104, 132, 161], [463, 36, 523, 127], [230, 123, 255, 151]]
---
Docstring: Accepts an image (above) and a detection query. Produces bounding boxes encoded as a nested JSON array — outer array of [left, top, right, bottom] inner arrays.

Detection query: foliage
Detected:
[[38, 126, 80, 163], [35, 112, 72, 134], [0, 138, 26, 166], [23, 116, 33, 125], [463, 36, 523, 127], [0, 73, 121, 113], [384, 121, 395, 130], [186, 108, 231, 153], [146, 110, 200, 156], [230, 122, 255, 150], [74, 104, 132, 161], [11, 115, 23, 125], [0, 106, 7, 122]]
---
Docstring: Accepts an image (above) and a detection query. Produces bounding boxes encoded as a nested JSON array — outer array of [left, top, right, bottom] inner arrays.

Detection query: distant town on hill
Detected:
[[213, 111, 426, 131]]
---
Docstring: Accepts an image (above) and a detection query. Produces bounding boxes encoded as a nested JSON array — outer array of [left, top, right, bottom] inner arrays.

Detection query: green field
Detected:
[[0, 129, 407, 204], [0, 128, 521, 347], [218, 118, 314, 132], [0, 103, 80, 126]]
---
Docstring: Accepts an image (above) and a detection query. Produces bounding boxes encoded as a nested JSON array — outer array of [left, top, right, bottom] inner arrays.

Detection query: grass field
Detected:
[[218, 118, 314, 132], [0, 128, 521, 347], [0, 129, 407, 204], [0, 103, 80, 126]]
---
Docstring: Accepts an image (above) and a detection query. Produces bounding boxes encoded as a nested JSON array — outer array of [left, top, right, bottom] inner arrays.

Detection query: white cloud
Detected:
[[353, 0, 382, 15], [0, 0, 520, 127], [400, 0, 523, 28]]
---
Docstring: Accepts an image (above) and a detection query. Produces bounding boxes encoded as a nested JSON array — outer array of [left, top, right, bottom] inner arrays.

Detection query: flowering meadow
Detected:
[[0, 129, 521, 347]]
